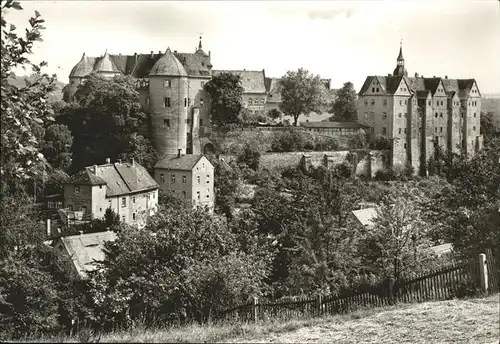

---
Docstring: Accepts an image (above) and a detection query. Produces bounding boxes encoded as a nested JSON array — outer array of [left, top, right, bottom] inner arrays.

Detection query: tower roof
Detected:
[[149, 48, 187, 77], [94, 50, 120, 74], [397, 44, 404, 61], [69, 53, 94, 77]]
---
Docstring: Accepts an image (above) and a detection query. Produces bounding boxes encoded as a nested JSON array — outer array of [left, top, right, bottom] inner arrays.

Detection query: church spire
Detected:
[[397, 40, 404, 65], [393, 41, 407, 77], [198, 35, 202, 50]]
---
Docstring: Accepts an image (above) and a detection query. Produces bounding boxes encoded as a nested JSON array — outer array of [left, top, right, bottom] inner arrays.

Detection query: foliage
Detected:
[[158, 189, 191, 210], [237, 143, 261, 171], [267, 109, 282, 121], [359, 186, 434, 281], [42, 124, 73, 171], [279, 68, 327, 126], [87, 206, 270, 328], [480, 111, 496, 144], [348, 129, 368, 149], [56, 74, 155, 172], [271, 130, 307, 152], [369, 134, 392, 150], [207, 156, 242, 220], [205, 72, 244, 127], [1, 1, 57, 186], [329, 82, 358, 122]]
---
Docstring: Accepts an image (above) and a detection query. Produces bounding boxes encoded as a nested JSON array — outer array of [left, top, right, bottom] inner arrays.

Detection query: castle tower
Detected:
[[68, 52, 94, 101], [393, 42, 408, 77], [148, 48, 189, 156], [94, 50, 121, 78]]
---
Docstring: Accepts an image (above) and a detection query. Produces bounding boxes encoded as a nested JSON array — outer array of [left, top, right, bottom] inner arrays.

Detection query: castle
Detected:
[[68, 38, 214, 156], [357, 44, 483, 175]]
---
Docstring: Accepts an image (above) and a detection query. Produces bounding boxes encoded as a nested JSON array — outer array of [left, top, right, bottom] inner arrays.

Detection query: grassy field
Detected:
[[33, 294, 499, 343]]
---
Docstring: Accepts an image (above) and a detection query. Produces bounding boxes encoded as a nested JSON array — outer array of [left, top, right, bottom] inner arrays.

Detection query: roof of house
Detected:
[[212, 69, 267, 94], [149, 48, 187, 77], [155, 154, 211, 171], [70, 48, 210, 78], [67, 161, 158, 196], [59, 231, 117, 279], [351, 207, 379, 227], [301, 121, 370, 129]]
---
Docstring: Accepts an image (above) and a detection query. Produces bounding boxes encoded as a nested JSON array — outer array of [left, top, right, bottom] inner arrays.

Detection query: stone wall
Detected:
[[220, 150, 388, 178]]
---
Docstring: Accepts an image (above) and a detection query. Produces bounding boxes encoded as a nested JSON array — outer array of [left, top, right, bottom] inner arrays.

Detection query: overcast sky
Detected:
[[5, 0, 500, 94]]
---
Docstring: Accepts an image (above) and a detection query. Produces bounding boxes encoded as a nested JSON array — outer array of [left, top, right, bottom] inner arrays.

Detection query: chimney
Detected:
[[118, 159, 122, 164], [177, 148, 182, 158], [158, 50, 161, 55], [174, 50, 177, 54], [131, 158, 135, 166], [415, 72, 419, 78], [93, 165, 97, 173], [46, 218, 51, 237], [445, 75, 448, 79], [209, 50, 211, 57], [388, 74, 392, 77], [106, 158, 110, 164], [150, 51, 154, 58], [79, 230, 83, 235]]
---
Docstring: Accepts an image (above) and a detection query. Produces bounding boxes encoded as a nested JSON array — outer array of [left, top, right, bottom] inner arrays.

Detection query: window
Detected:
[[364, 100, 368, 106], [371, 100, 375, 106], [404, 143, 407, 149], [399, 100, 402, 106], [440, 127, 443, 133], [382, 112, 387, 119], [68, 205, 73, 211], [74, 185, 80, 194], [249, 98, 253, 105], [171, 174, 176, 183], [184, 98, 187, 107], [132, 197, 136, 204], [100, 207, 102, 212], [428, 101, 431, 106], [382, 127, 387, 135], [435, 127, 437, 133], [182, 191, 186, 198], [206, 174, 210, 183], [435, 113, 438, 118], [473, 126, 476, 131], [164, 97, 171, 107], [163, 80, 171, 88], [121, 197, 126, 207], [197, 191, 200, 200], [405, 100, 407, 105], [121, 215, 125, 222], [188, 98, 191, 106], [200, 119, 203, 126], [440, 113, 443, 118], [383, 99, 387, 106], [99, 185, 103, 189], [182, 175, 186, 184], [164, 119, 170, 127], [133, 213, 136, 220], [398, 113, 402, 118], [160, 173, 165, 183], [372, 87, 375, 92], [404, 128, 407, 134], [200, 98, 204, 106], [376, 88, 379, 92], [473, 113, 476, 118], [398, 128, 402, 134], [200, 81, 205, 88], [206, 189, 210, 198], [197, 175, 200, 184]]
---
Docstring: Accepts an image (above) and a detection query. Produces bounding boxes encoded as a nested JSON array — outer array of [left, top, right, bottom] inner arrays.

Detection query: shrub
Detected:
[[237, 144, 261, 170], [369, 135, 392, 150], [271, 130, 305, 152]]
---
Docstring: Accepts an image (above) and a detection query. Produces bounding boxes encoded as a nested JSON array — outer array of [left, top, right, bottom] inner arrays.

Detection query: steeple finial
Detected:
[[198, 35, 203, 50], [397, 40, 404, 62]]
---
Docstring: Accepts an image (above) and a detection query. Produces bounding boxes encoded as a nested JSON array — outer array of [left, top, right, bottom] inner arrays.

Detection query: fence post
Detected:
[[316, 295, 322, 316], [479, 253, 488, 294], [252, 296, 259, 322], [388, 278, 396, 305]]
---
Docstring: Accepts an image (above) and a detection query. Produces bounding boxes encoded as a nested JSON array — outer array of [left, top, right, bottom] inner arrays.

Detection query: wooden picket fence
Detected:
[[216, 250, 499, 323]]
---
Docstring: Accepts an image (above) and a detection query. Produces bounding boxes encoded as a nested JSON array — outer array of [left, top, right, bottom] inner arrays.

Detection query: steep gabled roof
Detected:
[[67, 169, 106, 185], [175, 52, 210, 76], [212, 70, 267, 93], [155, 154, 207, 171]]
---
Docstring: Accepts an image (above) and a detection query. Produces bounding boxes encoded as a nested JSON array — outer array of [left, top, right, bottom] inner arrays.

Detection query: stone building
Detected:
[[357, 44, 482, 175], [154, 152, 214, 210], [68, 38, 213, 156], [63, 159, 159, 228]]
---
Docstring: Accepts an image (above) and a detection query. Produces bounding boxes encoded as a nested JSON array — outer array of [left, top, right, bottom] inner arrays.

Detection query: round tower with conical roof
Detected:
[[148, 48, 189, 156], [68, 52, 94, 101], [94, 50, 121, 78]]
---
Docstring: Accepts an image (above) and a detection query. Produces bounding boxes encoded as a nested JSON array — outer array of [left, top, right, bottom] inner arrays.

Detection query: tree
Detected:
[[1, 0, 57, 186], [359, 187, 434, 281], [204, 72, 244, 127], [56, 74, 156, 172], [279, 68, 327, 126], [42, 124, 73, 171], [329, 82, 358, 122], [348, 129, 368, 149], [480, 111, 496, 144], [237, 143, 261, 171], [267, 109, 282, 122]]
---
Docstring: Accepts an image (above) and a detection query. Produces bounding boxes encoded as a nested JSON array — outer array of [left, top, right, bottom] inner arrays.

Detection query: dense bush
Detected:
[[237, 143, 261, 170]]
